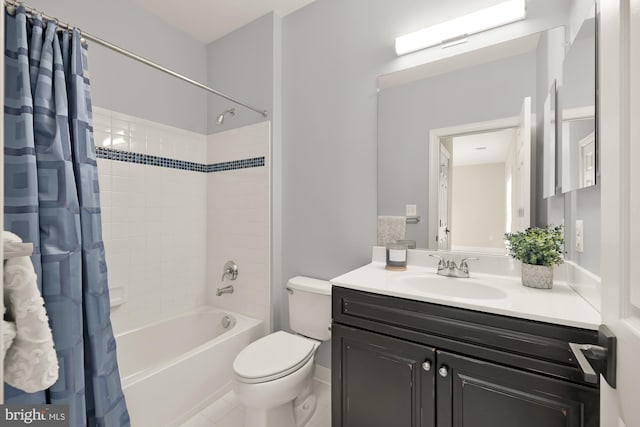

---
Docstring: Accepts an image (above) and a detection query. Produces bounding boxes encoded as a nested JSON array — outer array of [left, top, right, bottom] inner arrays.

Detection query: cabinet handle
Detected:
[[422, 361, 431, 372], [438, 365, 449, 377]]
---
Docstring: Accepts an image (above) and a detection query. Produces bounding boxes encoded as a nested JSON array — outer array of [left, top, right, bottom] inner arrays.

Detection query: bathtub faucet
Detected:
[[222, 260, 239, 281], [216, 284, 234, 296]]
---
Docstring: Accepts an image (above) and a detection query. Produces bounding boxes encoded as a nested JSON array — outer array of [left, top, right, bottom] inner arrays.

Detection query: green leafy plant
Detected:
[[504, 225, 564, 267]]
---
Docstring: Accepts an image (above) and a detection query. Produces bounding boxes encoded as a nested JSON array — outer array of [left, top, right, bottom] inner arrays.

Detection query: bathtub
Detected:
[[116, 307, 264, 426]]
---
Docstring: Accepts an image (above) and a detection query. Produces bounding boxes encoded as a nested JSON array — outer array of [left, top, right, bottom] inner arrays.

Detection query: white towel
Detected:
[[377, 216, 406, 246], [3, 231, 59, 393], [3, 316, 17, 355]]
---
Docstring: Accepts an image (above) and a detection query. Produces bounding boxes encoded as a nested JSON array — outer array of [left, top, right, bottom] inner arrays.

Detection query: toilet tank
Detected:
[[287, 276, 332, 341]]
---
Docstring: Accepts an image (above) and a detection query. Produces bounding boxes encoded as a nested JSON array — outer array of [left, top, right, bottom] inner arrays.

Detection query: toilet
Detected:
[[232, 276, 332, 427]]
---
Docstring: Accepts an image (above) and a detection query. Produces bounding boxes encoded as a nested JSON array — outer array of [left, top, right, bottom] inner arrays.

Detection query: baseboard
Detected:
[[314, 364, 331, 385]]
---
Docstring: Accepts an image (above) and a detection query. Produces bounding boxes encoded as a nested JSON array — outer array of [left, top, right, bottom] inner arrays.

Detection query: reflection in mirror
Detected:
[[427, 99, 531, 255], [378, 32, 543, 252], [543, 80, 557, 198], [448, 129, 518, 253], [560, 4, 596, 193]]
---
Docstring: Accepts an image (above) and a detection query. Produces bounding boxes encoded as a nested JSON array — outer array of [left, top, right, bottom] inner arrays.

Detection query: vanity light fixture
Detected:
[[394, 0, 526, 55]]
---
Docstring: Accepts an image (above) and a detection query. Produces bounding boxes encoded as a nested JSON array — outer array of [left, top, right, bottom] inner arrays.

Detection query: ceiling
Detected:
[[452, 128, 515, 166], [132, 0, 317, 44]]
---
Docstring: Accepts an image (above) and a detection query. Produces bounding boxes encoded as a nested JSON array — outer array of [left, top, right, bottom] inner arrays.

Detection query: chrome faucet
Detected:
[[216, 285, 234, 296], [221, 260, 238, 281], [430, 254, 478, 278], [216, 261, 238, 296]]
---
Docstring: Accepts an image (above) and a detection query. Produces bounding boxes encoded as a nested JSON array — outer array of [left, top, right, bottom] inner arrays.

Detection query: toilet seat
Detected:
[[233, 331, 317, 384]]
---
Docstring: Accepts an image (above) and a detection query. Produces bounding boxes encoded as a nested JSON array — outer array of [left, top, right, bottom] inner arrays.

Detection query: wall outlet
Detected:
[[575, 220, 584, 253], [406, 204, 417, 217]]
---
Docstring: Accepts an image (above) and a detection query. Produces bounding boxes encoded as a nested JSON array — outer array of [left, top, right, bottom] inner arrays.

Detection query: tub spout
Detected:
[[216, 284, 234, 296]]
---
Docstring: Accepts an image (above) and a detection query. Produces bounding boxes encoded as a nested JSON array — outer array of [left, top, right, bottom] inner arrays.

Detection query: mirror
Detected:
[[560, 4, 596, 193], [543, 80, 558, 198], [378, 37, 538, 252], [441, 128, 523, 253], [378, 29, 555, 252]]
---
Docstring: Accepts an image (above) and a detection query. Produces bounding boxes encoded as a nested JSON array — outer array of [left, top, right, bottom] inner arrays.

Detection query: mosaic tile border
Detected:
[[96, 147, 265, 173]]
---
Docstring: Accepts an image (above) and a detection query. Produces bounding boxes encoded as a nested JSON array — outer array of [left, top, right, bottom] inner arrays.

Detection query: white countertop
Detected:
[[330, 260, 602, 331]]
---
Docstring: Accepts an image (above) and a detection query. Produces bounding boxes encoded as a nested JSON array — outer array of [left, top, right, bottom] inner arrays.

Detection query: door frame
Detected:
[[437, 145, 451, 250], [578, 131, 596, 188], [428, 116, 531, 250], [599, 0, 640, 426]]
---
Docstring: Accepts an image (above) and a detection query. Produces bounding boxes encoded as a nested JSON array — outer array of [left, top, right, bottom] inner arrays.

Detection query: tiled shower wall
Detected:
[[95, 107, 208, 334], [94, 107, 271, 335], [207, 121, 271, 332]]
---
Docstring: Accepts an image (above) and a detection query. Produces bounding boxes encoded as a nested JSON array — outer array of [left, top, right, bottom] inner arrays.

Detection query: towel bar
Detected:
[[406, 216, 421, 224]]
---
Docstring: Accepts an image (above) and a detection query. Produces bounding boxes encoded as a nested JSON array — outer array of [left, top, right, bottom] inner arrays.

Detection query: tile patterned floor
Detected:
[[180, 379, 331, 427]]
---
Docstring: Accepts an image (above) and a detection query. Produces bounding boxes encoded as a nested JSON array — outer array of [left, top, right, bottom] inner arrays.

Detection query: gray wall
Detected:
[[206, 13, 276, 134], [378, 52, 537, 249], [27, 0, 208, 133], [280, 0, 566, 368], [280, 0, 536, 292]]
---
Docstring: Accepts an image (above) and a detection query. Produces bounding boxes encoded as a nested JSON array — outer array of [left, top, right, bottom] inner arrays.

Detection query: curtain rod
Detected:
[[3, 0, 269, 118]]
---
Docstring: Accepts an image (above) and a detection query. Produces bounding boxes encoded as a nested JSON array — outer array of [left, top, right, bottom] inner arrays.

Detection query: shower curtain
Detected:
[[4, 7, 130, 426]]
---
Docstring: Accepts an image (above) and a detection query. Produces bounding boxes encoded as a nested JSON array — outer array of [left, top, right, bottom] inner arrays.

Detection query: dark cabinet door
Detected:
[[332, 323, 436, 427], [436, 351, 599, 427]]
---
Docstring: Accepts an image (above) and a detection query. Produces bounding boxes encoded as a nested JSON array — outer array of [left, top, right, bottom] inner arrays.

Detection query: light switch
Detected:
[[575, 220, 584, 253], [406, 204, 417, 217]]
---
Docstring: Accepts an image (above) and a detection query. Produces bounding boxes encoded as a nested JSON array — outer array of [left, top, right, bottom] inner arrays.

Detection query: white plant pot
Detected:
[[521, 263, 553, 289]]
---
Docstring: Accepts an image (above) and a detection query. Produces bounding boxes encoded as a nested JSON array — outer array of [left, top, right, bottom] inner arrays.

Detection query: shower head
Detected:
[[216, 108, 235, 125]]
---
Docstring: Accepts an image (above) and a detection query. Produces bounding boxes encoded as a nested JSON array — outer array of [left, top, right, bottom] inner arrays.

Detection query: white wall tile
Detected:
[[94, 106, 207, 163], [97, 112, 208, 334], [130, 133, 147, 154], [206, 123, 271, 329], [207, 121, 270, 164], [102, 159, 208, 333], [96, 109, 269, 335]]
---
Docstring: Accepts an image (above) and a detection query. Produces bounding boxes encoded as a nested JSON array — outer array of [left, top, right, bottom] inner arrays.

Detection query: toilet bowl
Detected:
[[233, 331, 319, 427], [232, 276, 332, 427]]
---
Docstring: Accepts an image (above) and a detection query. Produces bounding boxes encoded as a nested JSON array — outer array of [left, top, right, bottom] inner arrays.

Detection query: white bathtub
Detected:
[[116, 307, 264, 426]]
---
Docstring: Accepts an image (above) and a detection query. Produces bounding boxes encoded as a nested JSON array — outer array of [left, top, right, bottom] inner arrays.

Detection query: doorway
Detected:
[[428, 97, 532, 251]]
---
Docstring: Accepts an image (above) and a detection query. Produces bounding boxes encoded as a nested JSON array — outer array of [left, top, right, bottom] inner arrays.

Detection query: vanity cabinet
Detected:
[[334, 324, 435, 427], [331, 286, 600, 427]]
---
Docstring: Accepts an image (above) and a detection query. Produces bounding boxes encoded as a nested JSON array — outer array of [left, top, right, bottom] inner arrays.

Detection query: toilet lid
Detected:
[[233, 331, 317, 384]]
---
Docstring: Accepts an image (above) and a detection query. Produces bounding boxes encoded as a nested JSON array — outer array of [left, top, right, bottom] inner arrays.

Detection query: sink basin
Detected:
[[392, 274, 508, 300]]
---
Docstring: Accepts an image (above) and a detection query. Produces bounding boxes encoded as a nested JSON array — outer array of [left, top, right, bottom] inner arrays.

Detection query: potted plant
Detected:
[[504, 225, 564, 289]]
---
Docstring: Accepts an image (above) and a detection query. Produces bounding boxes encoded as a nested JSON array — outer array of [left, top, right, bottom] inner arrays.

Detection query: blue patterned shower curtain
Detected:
[[4, 7, 130, 426]]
